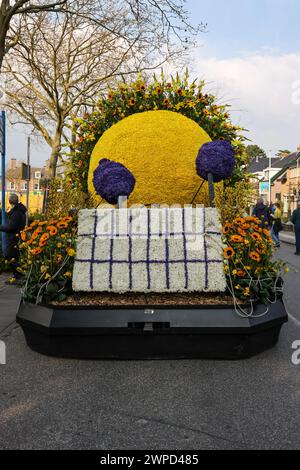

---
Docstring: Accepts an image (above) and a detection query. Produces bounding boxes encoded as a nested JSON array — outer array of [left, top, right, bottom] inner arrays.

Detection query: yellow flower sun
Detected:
[[88, 110, 211, 206]]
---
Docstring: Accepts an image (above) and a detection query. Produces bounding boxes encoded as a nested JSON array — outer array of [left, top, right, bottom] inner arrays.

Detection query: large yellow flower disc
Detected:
[[88, 110, 211, 206]]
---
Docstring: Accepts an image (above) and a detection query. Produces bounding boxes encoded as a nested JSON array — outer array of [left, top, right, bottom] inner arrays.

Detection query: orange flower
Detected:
[[238, 228, 246, 237], [129, 97, 135, 106], [250, 252, 261, 262], [47, 225, 58, 236], [230, 235, 243, 243], [20, 231, 27, 242], [237, 270, 246, 278], [234, 217, 245, 226], [62, 216, 73, 223], [224, 247, 235, 259], [40, 233, 50, 243], [251, 232, 262, 242], [163, 98, 170, 107], [32, 229, 41, 240], [57, 222, 68, 229], [223, 223, 232, 234], [242, 223, 250, 230], [263, 229, 270, 237], [39, 240, 48, 248], [31, 248, 42, 256]]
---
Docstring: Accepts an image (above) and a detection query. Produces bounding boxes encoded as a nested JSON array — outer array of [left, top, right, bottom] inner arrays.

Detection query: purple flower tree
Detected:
[[196, 140, 235, 207], [93, 159, 136, 205]]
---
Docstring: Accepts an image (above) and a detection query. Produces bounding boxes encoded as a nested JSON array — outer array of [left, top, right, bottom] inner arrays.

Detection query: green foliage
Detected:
[[246, 144, 267, 161], [215, 180, 254, 224], [46, 178, 91, 219], [66, 71, 249, 194], [223, 216, 286, 304], [19, 215, 77, 304]]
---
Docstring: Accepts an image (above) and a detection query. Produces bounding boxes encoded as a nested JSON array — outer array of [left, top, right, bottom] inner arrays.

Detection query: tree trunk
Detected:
[[49, 145, 61, 178], [0, 11, 9, 73], [49, 131, 62, 178]]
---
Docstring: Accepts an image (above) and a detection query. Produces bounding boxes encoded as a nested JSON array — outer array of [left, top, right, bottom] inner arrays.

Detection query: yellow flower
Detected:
[[40, 265, 48, 273], [67, 248, 76, 257], [64, 272, 72, 278], [88, 110, 211, 206], [284, 267, 290, 273], [57, 242, 62, 248], [244, 288, 251, 297], [45, 273, 51, 280]]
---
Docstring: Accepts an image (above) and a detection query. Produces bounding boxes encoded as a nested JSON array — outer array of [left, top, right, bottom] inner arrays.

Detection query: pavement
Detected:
[[0, 274, 22, 336], [280, 231, 296, 246], [0, 244, 300, 450]]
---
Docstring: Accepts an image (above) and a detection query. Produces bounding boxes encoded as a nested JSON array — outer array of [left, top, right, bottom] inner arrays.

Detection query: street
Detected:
[[0, 243, 300, 450]]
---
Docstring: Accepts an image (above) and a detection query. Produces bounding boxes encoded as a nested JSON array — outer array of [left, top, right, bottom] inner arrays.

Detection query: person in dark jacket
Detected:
[[252, 198, 272, 228], [0, 194, 27, 283], [292, 201, 300, 255]]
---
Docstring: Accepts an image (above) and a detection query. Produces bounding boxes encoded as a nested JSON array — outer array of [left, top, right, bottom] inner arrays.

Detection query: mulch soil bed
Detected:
[[51, 292, 236, 307]]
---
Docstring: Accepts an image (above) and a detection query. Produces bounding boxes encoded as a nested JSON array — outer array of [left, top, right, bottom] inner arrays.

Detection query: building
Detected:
[[0, 158, 50, 213], [248, 155, 288, 202], [271, 149, 300, 216]]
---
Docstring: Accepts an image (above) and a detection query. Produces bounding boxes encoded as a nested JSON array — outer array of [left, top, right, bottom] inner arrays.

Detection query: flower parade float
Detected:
[[17, 74, 288, 359]]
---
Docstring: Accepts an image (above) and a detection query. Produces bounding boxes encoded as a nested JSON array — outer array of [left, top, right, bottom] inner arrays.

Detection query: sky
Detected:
[[5, 0, 300, 166]]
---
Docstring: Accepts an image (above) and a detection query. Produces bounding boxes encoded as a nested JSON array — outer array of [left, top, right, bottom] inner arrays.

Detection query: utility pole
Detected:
[[1, 111, 6, 254]]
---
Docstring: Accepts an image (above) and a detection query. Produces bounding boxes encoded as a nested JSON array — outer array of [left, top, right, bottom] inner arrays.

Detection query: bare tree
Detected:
[[0, 0, 204, 72], [0, 0, 69, 70], [1, 2, 204, 177]]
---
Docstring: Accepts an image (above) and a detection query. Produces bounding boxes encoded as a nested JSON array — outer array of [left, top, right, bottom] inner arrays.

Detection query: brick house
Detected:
[[248, 155, 288, 202], [0, 158, 50, 193], [0, 158, 50, 213], [271, 149, 300, 216]]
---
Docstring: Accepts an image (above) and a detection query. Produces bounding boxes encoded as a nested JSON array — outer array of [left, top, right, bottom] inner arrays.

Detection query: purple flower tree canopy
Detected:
[[93, 158, 136, 204], [196, 140, 235, 183]]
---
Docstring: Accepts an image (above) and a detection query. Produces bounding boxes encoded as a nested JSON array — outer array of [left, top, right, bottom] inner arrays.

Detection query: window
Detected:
[[35, 171, 41, 179], [21, 182, 28, 191], [7, 182, 15, 190], [34, 183, 40, 191]]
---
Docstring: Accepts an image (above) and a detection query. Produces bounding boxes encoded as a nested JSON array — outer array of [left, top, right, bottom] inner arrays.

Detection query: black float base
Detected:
[[16, 299, 288, 360]]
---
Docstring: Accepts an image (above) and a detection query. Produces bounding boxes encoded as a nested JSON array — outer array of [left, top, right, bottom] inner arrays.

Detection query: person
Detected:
[[0, 194, 27, 284], [270, 202, 276, 215], [270, 202, 282, 248], [292, 201, 300, 256], [252, 198, 272, 228]]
